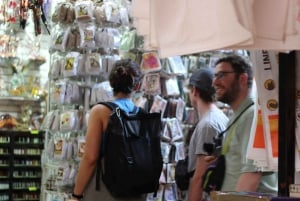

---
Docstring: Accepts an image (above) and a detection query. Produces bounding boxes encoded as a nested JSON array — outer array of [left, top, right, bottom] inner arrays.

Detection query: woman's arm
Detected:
[[73, 104, 111, 197]]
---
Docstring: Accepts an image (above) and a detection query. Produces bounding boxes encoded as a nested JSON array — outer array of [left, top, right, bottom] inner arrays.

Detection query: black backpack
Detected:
[[96, 102, 163, 197]]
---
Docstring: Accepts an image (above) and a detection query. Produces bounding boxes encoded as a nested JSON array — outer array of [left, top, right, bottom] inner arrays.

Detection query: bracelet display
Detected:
[[72, 193, 84, 200]]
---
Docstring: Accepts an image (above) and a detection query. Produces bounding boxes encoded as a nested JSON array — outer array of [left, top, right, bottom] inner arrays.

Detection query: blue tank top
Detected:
[[112, 98, 138, 114]]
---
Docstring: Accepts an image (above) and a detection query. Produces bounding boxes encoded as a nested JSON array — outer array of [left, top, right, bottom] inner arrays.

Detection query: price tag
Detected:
[[28, 186, 37, 191], [30, 130, 39, 135]]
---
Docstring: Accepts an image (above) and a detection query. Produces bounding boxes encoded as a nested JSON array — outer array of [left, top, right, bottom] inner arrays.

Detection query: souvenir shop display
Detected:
[[0, 1, 250, 201], [40, 1, 132, 201], [0, 1, 50, 200], [43, 6, 245, 197]]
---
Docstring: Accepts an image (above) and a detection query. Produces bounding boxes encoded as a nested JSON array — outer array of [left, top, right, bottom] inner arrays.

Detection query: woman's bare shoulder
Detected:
[[89, 103, 112, 117]]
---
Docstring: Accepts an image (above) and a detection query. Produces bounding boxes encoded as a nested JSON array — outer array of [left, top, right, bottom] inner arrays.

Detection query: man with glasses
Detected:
[[212, 54, 278, 194]]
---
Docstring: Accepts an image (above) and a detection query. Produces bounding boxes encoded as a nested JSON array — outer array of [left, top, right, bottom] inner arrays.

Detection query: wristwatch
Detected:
[[72, 193, 83, 200]]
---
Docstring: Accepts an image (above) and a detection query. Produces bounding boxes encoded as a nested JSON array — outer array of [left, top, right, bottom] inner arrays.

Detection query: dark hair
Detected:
[[109, 59, 142, 95], [195, 87, 215, 103], [215, 55, 253, 88]]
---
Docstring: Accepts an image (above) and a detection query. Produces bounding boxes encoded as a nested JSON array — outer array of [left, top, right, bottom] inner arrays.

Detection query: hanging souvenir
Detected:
[[174, 142, 185, 161], [63, 52, 80, 78], [119, 29, 136, 51], [60, 110, 79, 132], [85, 52, 102, 75], [51, 26, 70, 52], [77, 135, 86, 159], [94, 28, 114, 50], [175, 98, 186, 122], [164, 76, 180, 97], [78, 22, 96, 49], [150, 95, 167, 116], [74, 0, 93, 22], [140, 51, 162, 73], [168, 56, 187, 76], [140, 73, 161, 95], [51, 81, 66, 104]]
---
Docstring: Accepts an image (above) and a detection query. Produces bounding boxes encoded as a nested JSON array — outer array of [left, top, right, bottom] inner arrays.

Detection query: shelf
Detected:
[[13, 177, 41, 180], [0, 130, 44, 136], [13, 187, 40, 191], [0, 96, 44, 102], [0, 128, 44, 200], [14, 143, 44, 148], [13, 154, 41, 157], [12, 166, 41, 170]]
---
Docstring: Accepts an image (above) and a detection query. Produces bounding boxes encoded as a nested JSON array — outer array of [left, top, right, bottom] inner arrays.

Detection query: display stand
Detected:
[[0, 130, 44, 201]]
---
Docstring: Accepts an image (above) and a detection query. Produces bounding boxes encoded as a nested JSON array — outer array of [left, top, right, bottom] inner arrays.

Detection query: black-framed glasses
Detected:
[[214, 71, 236, 80]]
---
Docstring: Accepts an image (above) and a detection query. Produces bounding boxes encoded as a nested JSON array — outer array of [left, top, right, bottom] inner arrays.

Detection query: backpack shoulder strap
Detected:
[[96, 101, 120, 191], [98, 101, 119, 111]]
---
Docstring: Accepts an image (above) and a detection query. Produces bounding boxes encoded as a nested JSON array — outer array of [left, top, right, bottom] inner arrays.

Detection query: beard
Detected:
[[216, 80, 240, 105]]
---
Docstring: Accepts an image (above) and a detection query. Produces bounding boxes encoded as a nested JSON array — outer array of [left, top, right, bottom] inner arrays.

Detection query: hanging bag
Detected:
[[175, 156, 195, 191]]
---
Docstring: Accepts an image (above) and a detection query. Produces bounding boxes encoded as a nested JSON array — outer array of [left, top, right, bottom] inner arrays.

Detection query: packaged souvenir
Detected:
[[174, 142, 185, 161], [78, 22, 96, 49], [175, 98, 186, 122], [90, 81, 113, 105], [141, 73, 161, 95], [53, 137, 66, 159], [76, 53, 86, 75], [51, 81, 66, 104], [168, 56, 187, 76], [63, 52, 80, 77], [165, 76, 180, 97], [94, 28, 114, 50], [93, 2, 106, 25], [168, 118, 183, 142], [74, 1, 93, 22], [150, 95, 167, 117], [85, 52, 102, 75], [77, 135, 86, 159], [166, 163, 176, 183], [119, 7, 130, 26], [40, 111, 55, 130], [51, 110, 61, 131], [49, 53, 63, 79], [161, 121, 172, 143], [119, 29, 136, 51], [161, 141, 171, 163], [60, 110, 78, 132], [103, 1, 121, 24], [140, 52, 162, 73], [51, 26, 70, 52]]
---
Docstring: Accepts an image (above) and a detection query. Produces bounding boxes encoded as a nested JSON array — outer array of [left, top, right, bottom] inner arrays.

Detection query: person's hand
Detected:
[[204, 155, 217, 164]]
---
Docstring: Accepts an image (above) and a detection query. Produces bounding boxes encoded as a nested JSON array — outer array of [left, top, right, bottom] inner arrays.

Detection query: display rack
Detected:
[[0, 130, 44, 201]]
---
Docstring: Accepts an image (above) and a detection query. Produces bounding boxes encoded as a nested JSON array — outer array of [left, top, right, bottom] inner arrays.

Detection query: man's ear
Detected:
[[192, 87, 198, 97], [239, 73, 248, 87]]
